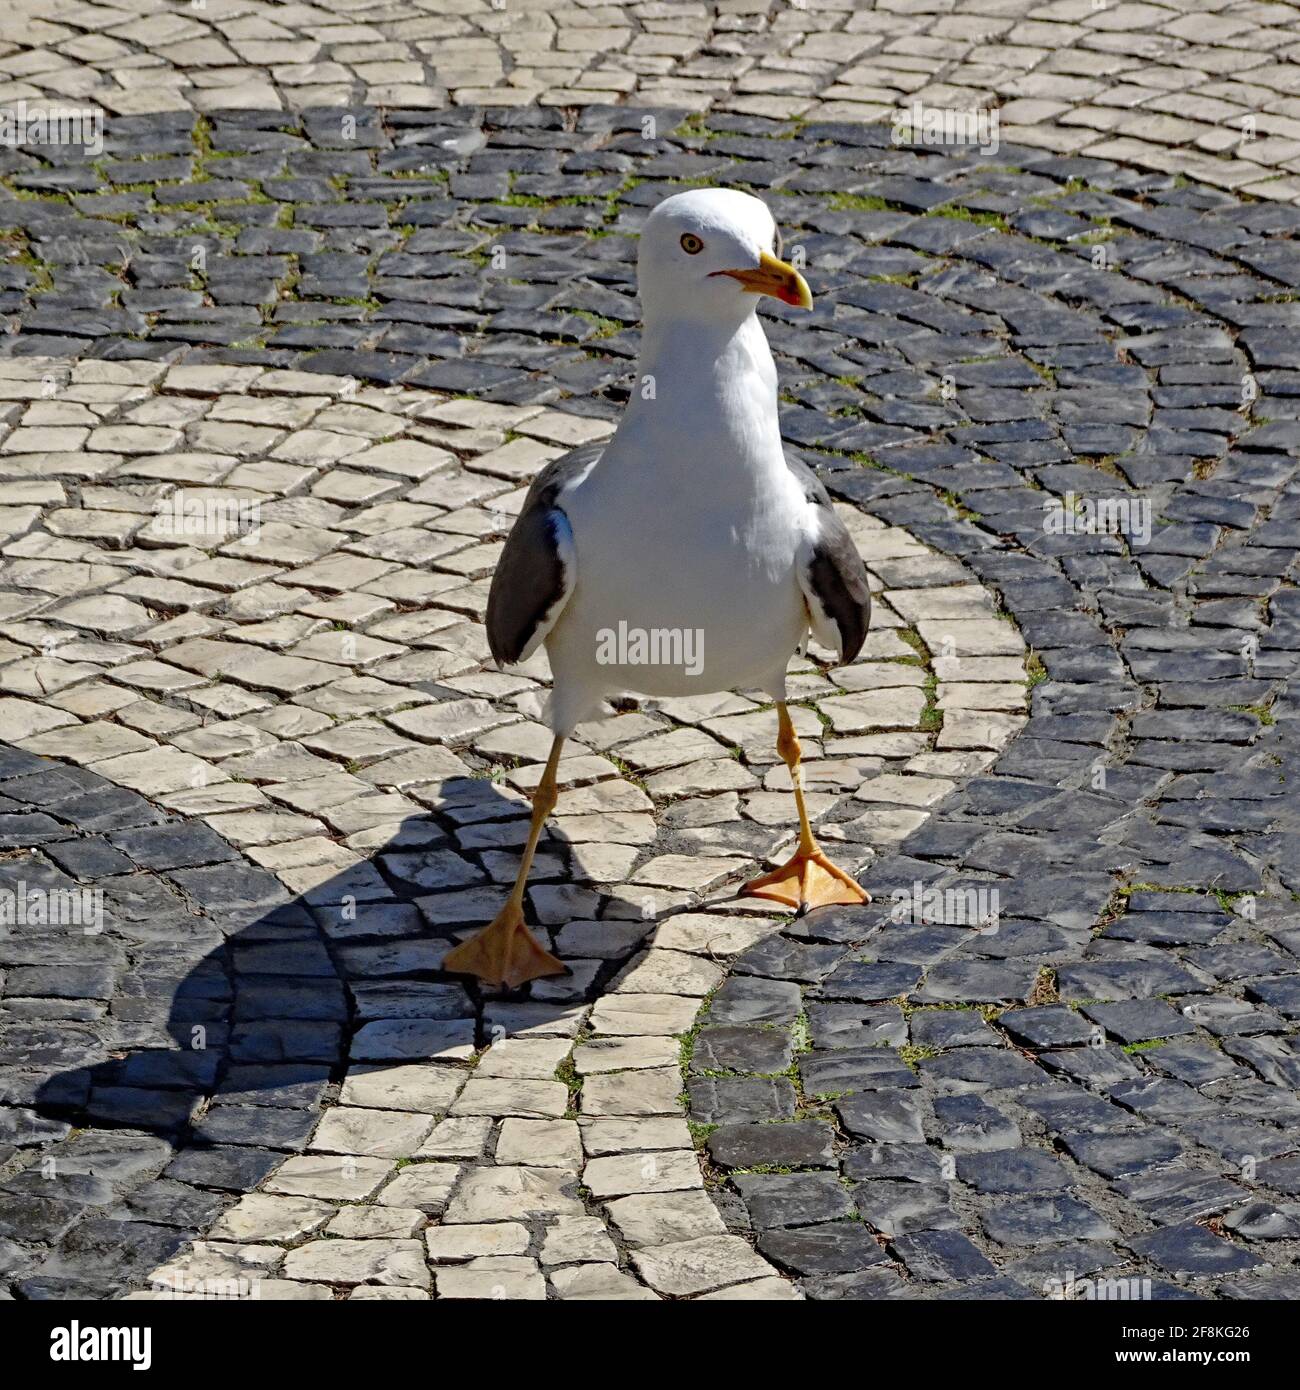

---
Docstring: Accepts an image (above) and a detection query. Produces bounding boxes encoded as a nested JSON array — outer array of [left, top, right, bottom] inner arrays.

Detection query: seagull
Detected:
[[444, 188, 872, 990]]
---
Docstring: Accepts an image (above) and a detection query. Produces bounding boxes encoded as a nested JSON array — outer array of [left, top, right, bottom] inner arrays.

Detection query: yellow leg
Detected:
[[442, 737, 569, 989], [742, 703, 869, 911]]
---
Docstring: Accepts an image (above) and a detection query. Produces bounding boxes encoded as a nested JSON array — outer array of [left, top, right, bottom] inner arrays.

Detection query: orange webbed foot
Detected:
[[442, 900, 568, 990]]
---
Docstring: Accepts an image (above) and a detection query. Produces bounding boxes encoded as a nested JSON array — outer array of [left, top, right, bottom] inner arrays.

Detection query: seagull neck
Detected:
[[625, 312, 782, 454]]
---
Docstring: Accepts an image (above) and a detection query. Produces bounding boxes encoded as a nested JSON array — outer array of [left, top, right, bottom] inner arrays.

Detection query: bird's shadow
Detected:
[[21, 771, 582, 1170]]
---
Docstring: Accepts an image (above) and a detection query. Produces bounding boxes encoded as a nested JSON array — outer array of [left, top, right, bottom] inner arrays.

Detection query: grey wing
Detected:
[[485, 443, 601, 666], [786, 452, 872, 664]]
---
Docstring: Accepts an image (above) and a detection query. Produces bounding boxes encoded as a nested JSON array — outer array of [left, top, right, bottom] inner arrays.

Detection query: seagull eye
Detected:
[[680, 233, 704, 255]]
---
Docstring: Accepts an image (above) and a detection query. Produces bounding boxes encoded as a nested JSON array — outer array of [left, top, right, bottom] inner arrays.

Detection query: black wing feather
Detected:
[[786, 452, 872, 663], [485, 444, 600, 665]]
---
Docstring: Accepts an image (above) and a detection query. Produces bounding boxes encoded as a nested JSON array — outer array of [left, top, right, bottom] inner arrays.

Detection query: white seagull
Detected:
[[445, 188, 873, 989]]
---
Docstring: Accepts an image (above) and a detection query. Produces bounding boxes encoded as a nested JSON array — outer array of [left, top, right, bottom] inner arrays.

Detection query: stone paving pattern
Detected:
[[0, 101, 1299, 1300], [0, 357, 1024, 1300], [5, 0, 1300, 201], [2, 2, 1300, 200]]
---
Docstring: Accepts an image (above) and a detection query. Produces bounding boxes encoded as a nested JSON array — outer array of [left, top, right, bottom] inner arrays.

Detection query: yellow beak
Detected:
[[711, 249, 812, 310]]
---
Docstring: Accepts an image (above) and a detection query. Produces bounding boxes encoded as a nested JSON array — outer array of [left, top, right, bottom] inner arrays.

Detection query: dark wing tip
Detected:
[[810, 538, 872, 664], [784, 447, 873, 661], [485, 445, 598, 666], [486, 509, 568, 666]]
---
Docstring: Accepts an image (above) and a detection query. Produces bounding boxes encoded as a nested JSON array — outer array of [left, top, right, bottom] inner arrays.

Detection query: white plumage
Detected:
[[446, 188, 873, 991]]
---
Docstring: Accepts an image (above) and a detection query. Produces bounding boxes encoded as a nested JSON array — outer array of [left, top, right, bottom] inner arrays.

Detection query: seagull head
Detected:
[[636, 188, 812, 327]]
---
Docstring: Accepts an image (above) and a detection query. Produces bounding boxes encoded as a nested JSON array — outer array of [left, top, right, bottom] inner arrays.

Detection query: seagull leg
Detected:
[[442, 737, 569, 990], [743, 702, 869, 912]]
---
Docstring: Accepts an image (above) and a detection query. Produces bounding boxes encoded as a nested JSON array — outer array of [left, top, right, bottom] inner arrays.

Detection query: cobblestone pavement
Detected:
[[0, 105, 1299, 1301], [3, 2, 1300, 200]]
